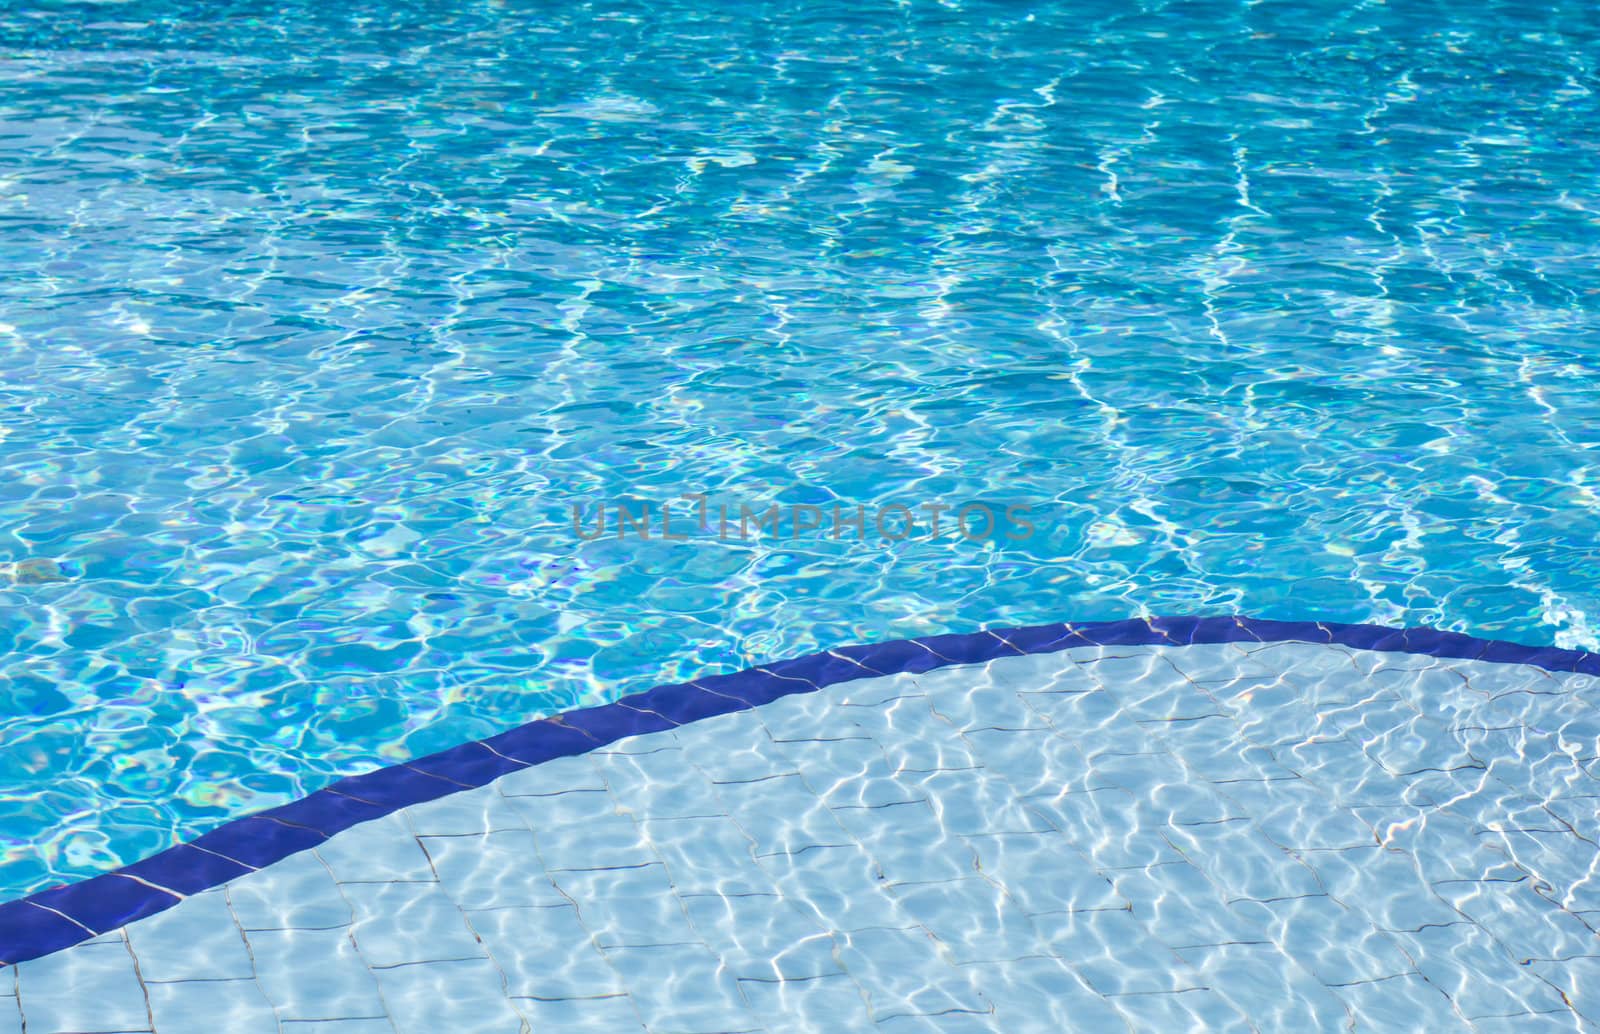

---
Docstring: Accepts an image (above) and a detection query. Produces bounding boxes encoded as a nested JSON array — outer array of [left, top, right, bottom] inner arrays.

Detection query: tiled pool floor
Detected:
[[3, 632, 1600, 1032]]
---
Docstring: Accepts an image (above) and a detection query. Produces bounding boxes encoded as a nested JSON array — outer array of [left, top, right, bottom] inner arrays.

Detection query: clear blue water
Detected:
[[1, 0, 1597, 898]]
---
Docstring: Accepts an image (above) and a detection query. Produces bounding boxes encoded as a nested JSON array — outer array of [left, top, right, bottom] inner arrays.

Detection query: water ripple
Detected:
[[1, 1, 1598, 897]]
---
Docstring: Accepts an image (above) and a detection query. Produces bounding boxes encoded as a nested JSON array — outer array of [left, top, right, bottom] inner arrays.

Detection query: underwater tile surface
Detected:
[[6, 638, 1600, 1032]]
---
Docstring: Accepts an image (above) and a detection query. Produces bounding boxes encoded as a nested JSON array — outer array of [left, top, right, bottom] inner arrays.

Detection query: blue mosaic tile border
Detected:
[[3, 614, 1596, 968]]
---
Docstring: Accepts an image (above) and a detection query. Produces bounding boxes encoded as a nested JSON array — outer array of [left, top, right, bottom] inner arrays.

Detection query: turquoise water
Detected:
[[1, 0, 1597, 897]]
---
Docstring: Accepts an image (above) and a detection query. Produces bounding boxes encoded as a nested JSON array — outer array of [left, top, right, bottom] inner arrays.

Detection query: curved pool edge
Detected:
[[3, 613, 1596, 968]]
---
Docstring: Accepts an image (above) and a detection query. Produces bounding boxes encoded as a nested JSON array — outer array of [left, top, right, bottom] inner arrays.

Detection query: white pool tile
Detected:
[[834, 671, 922, 707], [1154, 718, 1299, 783], [1111, 861, 1264, 950], [1035, 909, 1199, 996], [1163, 819, 1326, 901], [990, 653, 1103, 694], [512, 993, 643, 1032], [961, 833, 1122, 915], [1449, 663, 1565, 697], [1164, 643, 1283, 683], [756, 844, 907, 933], [1312, 693, 1415, 744], [1540, 795, 1600, 837], [1080, 747, 1191, 800], [604, 777, 725, 823], [601, 942, 759, 1033], [1297, 846, 1462, 932], [124, 888, 253, 982], [227, 852, 352, 931], [466, 903, 622, 999], [782, 736, 901, 805], [1468, 1012, 1592, 1034], [1175, 942, 1350, 1031], [680, 893, 840, 981], [14, 639, 1600, 1032], [1400, 921, 1570, 1020], [1328, 972, 1468, 1031], [959, 956, 1130, 1033], [640, 816, 772, 896], [872, 726, 981, 776], [958, 727, 1081, 790], [897, 767, 1056, 837], [1356, 648, 1452, 675], [600, 733, 680, 756], [736, 974, 875, 1034], [552, 864, 697, 949], [1232, 779, 1379, 851], [13, 941, 149, 1034], [1089, 655, 1215, 720], [317, 812, 438, 884], [146, 977, 278, 1033], [834, 799, 977, 885], [404, 788, 530, 837], [757, 717, 872, 751], [1358, 805, 1516, 884], [590, 747, 703, 804], [369, 958, 528, 1034], [1230, 895, 1415, 986], [873, 1009, 999, 1032], [1485, 829, 1600, 913], [719, 777, 854, 857], [836, 694, 965, 752], [667, 707, 770, 751], [1528, 954, 1600, 1026], [844, 697, 966, 761], [889, 876, 1047, 965], [419, 830, 566, 909], [921, 680, 1048, 733], [495, 755, 606, 796], [499, 787, 613, 829], [1365, 712, 1479, 776], [1020, 786, 1183, 869], [343, 881, 489, 967], [756, 688, 864, 741], [1236, 639, 1351, 668], [1214, 675, 1327, 745], [1432, 878, 1600, 964], [1471, 732, 1597, 803], [819, 803, 934, 857], [1106, 987, 1254, 1033], [834, 925, 990, 1020], [247, 926, 387, 1021], [533, 815, 658, 872], [1153, 782, 1258, 831], [688, 738, 794, 786], [1279, 736, 1380, 796], [1020, 688, 1144, 747], [1477, 698, 1593, 747], [1369, 666, 1479, 714]]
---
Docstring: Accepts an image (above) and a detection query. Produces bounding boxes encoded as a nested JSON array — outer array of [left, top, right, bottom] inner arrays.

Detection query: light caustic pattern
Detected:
[[1, 0, 1598, 896]]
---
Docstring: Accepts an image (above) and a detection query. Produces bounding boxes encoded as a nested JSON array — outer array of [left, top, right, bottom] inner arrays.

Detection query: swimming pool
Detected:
[[2, 0, 1598, 921]]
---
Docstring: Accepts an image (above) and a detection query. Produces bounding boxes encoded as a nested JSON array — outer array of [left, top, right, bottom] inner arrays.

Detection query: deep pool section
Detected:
[[3, 0, 1600, 899], [2, 619, 1598, 1032]]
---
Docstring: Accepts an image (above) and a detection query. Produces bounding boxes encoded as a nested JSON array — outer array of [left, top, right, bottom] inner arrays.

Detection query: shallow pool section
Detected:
[[3, 620, 1599, 1031]]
